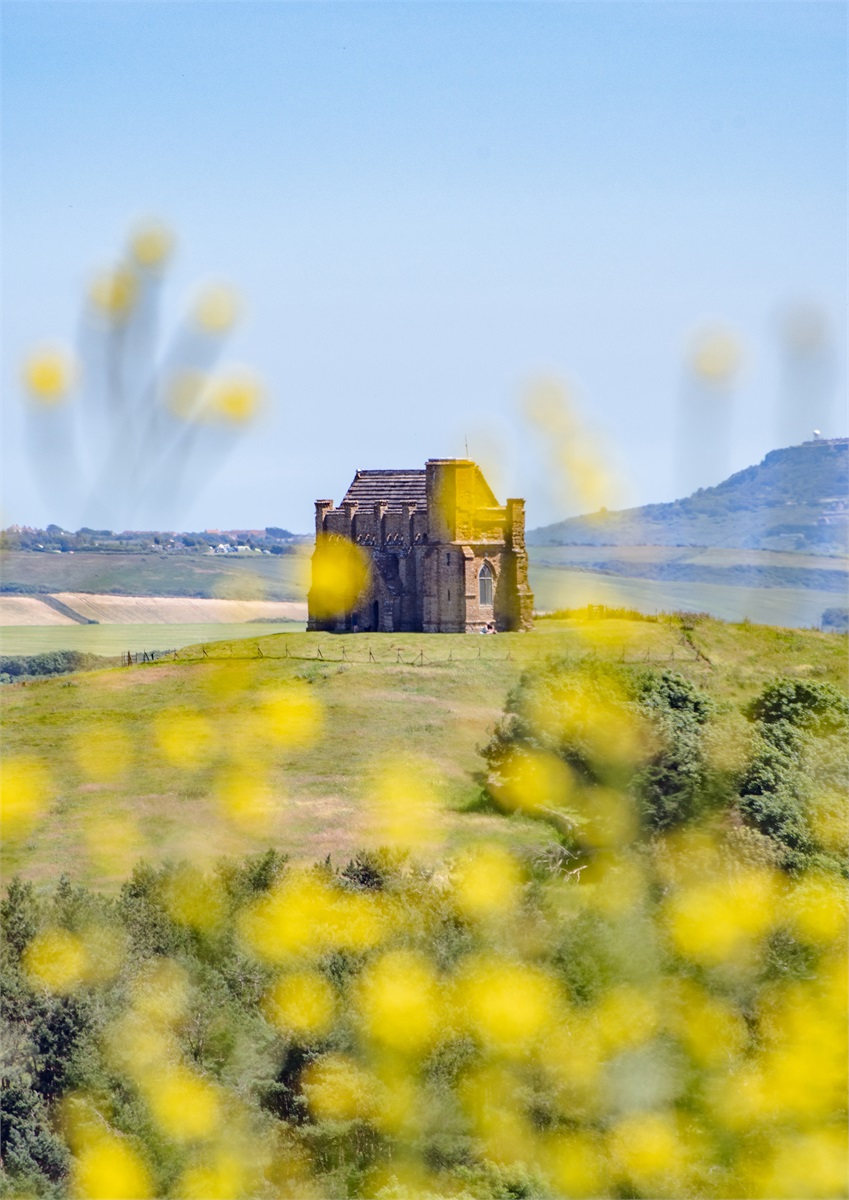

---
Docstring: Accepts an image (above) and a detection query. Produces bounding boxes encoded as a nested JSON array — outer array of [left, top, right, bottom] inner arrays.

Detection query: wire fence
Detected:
[[141, 639, 706, 668], [1, 637, 708, 684]]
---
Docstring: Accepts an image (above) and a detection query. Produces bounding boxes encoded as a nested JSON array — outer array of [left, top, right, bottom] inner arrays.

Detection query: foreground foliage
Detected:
[[1, 664, 847, 1199]]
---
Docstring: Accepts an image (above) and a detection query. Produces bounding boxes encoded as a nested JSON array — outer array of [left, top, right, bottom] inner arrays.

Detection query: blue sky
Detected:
[[2, 1, 846, 532]]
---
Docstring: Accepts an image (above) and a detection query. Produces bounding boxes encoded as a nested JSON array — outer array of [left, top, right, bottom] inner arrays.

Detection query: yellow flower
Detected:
[[666, 867, 778, 965], [205, 371, 263, 424], [452, 844, 523, 921], [457, 956, 560, 1053], [1, 757, 51, 840], [21, 346, 76, 404], [263, 970, 336, 1038], [307, 534, 370, 620], [23, 928, 88, 993], [142, 1065, 221, 1142], [193, 284, 240, 333], [129, 220, 173, 269], [302, 1054, 379, 1122], [71, 1130, 152, 1200], [355, 949, 442, 1054], [90, 266, 137, 320]]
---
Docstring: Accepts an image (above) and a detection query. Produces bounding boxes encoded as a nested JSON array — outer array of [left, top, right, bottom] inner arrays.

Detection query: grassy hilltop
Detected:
[[3, 615, 845, 892]]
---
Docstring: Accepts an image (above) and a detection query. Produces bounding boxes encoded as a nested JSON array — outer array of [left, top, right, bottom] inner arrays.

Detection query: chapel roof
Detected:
[[341, 469, 427, 512]]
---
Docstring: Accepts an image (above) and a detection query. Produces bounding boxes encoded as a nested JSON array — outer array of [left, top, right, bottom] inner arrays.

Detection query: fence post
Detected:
[[418, 649, 424, 666]]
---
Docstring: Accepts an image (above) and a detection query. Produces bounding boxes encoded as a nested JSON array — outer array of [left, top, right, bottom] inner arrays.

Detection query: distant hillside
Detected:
[[528, 439, 848, 555]]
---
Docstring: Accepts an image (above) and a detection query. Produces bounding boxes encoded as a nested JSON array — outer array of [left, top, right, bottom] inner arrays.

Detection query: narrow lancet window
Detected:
[[479, 561, 493, 606]]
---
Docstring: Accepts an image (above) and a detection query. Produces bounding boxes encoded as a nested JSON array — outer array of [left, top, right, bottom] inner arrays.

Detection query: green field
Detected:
[[529, 543, 848, 572], [0, 549, 308, 599], [3, 546, 846, 629], [0, 622, 308, 657], [3, 618, 845, 892], [529, 564, 844, 627]]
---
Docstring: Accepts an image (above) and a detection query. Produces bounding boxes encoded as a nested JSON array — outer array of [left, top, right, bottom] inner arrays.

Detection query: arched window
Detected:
[[479, 561, 493, 606]]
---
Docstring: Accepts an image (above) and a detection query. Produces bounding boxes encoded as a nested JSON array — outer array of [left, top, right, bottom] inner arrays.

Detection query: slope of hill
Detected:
[[528, 439, 848, 554], [2, 618, 845, 889]]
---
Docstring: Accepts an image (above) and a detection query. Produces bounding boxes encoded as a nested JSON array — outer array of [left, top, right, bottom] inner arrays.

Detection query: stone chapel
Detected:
[[307, 458, 534, 633]]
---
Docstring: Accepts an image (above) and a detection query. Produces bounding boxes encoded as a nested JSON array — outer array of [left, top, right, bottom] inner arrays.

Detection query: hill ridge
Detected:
[[529, 439, 848, 554]]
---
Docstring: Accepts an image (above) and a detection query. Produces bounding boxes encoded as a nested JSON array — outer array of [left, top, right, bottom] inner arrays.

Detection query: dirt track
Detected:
[[0, 594, 308, 626]]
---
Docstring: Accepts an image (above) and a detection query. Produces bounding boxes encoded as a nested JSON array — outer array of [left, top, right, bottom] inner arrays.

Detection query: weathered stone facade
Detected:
[[308, 459, 534, 633]]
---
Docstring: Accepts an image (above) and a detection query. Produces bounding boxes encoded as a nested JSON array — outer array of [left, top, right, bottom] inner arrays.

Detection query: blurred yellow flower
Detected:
[[488, 749, 574, 816], [153, 709, 216, 770], [71, 1130, 152, 1200], [302, 1053, 379, 1122], [83, 811, 145, 879], [193, 284, 240, 333], [452, 843, 523, 921], [21, 345, 76, 404], [609, 1111, 700, 1196], [260, 686, 323, 747], [596, 983, 659, 1053], [23, 928, 88, 993], [781, 873, 848, 944], [206, 371, 263, 424], [664, 979, 747, 1068], [689, 327, 743, 386], [162, 866, 224, 933], [239, 870, 386, 964], [142, 1065, 221, 1142], [356, 949, 441, 1054], [177, 1149, 253, 1200], [1, 757, 51, 840], [457, 956, 561, 1053], [544, 1131, 604, 1198], [215, 766, 276, 835], [132, 958, 191, 1027], [366, 757, 442, 850], [90, 266, 137, 321], [165, 369, 207, 420], [129, 220, 173, 269], [666, 867, 778, 965], [307, 534, 370, 620], [751, 1127, 849, 1199], [263, 970, 336, 1038]]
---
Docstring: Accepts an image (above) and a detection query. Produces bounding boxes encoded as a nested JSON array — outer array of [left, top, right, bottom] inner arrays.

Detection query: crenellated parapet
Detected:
[[308, 460, 533, 633]]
